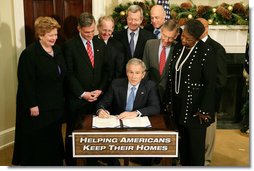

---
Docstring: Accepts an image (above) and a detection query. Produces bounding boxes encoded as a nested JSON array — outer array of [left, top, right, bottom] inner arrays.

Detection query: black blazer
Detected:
[[205, 36, 227, 111], [63, 35, 109, 98], [16, 41, 66, 129], [205, 36, 227, 89], [144, 23, 155, 33], [97, 78, 160, 115], [94, 35, 125, 80], [113, 28, 156, 62], [168, 41, 216, 128]]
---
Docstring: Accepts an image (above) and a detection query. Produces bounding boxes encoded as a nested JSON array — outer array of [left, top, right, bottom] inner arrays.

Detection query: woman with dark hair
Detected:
[[165, 19, 216, 166], [12, 16, 66, 166]]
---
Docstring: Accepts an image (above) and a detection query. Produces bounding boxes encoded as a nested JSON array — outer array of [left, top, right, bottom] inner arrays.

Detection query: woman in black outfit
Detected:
[[166, 19, 216, 166], [12, 16, 66, 166]]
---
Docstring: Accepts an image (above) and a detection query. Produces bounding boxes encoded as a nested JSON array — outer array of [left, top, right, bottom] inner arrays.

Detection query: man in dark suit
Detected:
[[143, 19, 179, 109], [94, 15, 125, 81], [97, 58, 160, 119], [144, 5, 166, 39], [113, 5, 156, 64], [96, 58, 160, 166], [196, 18, 227, 166], [63, 12, 109, 165]]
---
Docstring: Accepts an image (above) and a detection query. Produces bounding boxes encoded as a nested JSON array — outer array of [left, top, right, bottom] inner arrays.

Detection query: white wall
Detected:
[[0, 0, 25, 149]]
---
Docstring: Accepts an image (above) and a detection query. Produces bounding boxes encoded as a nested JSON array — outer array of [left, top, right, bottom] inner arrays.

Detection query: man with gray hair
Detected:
[[97, 58, 160, 119], [63, 12, 109, 166], [113, 5, 156, 64], [143, 19, 179, 107]]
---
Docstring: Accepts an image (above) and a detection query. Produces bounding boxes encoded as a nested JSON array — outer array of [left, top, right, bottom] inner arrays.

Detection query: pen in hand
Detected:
[[98, 106, 110, 118]]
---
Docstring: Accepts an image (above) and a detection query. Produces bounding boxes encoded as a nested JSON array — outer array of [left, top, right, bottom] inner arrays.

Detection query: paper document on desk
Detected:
[[122, 116, 151, 128], [92, 115, 121, 128]]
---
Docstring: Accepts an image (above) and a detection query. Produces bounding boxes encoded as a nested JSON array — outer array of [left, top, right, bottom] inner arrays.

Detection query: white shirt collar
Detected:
[[201, 35, 208, 42]]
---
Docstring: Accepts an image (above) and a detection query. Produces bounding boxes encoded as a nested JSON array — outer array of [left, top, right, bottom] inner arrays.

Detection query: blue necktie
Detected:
[[125, 86, 136, 111], [129, 32, 135, 57], [154, 29, 160, 39]]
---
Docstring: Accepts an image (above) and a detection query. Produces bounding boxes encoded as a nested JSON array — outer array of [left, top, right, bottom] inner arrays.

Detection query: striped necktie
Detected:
[[86, 40, 94, 67]]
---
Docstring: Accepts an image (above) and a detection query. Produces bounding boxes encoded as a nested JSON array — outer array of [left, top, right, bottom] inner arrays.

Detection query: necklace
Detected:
[[174, 42, 198, 94]]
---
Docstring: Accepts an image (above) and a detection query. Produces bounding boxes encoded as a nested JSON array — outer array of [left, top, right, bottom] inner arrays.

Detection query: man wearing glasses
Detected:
[[143, 20, 179, 110]]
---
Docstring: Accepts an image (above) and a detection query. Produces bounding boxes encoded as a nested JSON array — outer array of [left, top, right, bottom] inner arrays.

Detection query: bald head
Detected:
[[196, 18, 209, 39], [196, 18, 208, 27], [150, 5, 166, 29]]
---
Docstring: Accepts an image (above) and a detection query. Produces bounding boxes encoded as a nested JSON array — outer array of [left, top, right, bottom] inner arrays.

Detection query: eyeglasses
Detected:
[[161, 33, 175, 41]]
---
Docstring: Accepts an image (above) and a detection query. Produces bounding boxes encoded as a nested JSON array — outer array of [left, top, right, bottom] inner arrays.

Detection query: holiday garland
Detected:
[[111, 1, 248, 31]]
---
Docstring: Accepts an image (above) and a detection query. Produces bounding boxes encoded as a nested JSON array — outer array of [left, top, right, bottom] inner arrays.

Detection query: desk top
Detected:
[[76, 114, 172, 131], [72, 114, 178, 158]]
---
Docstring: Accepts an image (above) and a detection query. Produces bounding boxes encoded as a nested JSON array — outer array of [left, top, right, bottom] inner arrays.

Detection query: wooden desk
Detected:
[[74, 114, 176, 166]]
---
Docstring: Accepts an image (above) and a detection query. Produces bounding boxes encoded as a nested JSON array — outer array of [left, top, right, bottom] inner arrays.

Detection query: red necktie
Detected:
[[86, 41, 94, 67], [159, 46, 166, 76]]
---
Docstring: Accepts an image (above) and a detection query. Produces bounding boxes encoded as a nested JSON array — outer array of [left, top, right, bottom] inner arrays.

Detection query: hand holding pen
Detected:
[[98, 106, 110, 118]]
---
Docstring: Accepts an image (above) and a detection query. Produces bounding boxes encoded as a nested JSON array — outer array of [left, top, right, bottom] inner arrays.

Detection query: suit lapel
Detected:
[[92, 38, 101, 69], [152, 40, 160, 71], [134, 29, 144, 57], [133, 80, 146, 109], [118, 79, 128, 111], [160, 44, 175, 80], [76, 36, 94, 69], [122, 29, 132, 58]]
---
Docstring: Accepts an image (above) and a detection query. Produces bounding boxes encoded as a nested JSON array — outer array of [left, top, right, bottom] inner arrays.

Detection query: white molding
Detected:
[[208, 25, 249, 53], [13, 0, 26, 62], [0, 127, 15, 150], [92, 0, 106, 21]]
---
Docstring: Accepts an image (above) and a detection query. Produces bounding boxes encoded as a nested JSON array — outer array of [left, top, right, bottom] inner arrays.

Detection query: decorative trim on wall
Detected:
[[0, 127, 15, 150], [209, 25, 248, 53], [92, 0, 106, 21], [13, 0, 26, 62]]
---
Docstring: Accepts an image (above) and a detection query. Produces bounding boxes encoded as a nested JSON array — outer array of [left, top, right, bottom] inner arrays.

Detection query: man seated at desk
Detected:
[[96, 58, 160, 119], [96, 58, 160, 166]]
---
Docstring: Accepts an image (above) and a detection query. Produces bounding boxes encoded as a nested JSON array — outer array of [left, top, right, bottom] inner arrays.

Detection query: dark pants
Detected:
[[178, 126, 206, 166]]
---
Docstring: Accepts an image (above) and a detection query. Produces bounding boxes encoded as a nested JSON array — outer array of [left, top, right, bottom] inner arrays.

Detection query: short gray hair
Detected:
[[97, 15, 115, 28], [127, 5, 143, 19], [161, 19, 180, 33], [78, 12, 95, 27], [126, 58, 146, 72]]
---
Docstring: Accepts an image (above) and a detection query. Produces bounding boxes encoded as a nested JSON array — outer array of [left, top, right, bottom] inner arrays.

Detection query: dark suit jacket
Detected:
[[144, 23, 154, 33], [63, 35, 109, 114], [113, 28, 156, 63], [96, 78, 160, 115], [204, 36, 227, 111], [16, 41, 66, 130], [143, 39, 174, 103], [94, 35, 125, 80], [205, 36, 227, 88]]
